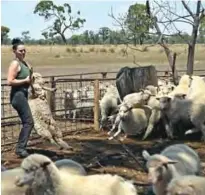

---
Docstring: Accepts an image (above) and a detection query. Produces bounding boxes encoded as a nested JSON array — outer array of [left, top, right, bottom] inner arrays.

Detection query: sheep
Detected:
[[15, 153, 138, 195], [63, 88, 80, 120], [28, 72, 71, 150], [142, 143, 202, 195], [167, 74, 191, 98], [167, 75, 205, 99], [99, 85, 121, 129], [55, 159, 87, 176], [1, 167, 29, 195], [108, 85, 165, 140], [1, 158, 87, 195], [186, 75, 205, 99], [142, 95, 162, 140], [166, 175, 205, 195], [157, 94, 205, 140], [108, 106, 152, 140], [117, 89, 153, 120]]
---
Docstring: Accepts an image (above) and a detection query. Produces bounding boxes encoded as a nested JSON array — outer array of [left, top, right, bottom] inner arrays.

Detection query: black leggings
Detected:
[[11, 90, 34, 150]]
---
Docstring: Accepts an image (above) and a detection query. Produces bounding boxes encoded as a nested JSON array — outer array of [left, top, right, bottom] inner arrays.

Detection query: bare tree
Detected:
[[109, 0, 205, 79]]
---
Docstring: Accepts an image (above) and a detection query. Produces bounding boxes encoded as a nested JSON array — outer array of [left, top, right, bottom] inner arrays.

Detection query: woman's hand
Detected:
[[24, 76, 31, 84]]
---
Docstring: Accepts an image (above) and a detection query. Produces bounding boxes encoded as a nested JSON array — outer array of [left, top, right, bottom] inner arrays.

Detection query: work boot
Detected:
[[15, 147, 29, 158]]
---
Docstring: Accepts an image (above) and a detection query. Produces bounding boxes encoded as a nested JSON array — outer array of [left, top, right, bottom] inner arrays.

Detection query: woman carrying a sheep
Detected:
[[7, 38, 34, 158]]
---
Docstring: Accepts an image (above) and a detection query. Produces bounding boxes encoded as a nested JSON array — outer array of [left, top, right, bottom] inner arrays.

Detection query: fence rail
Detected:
[[1, 69, 205, 151]]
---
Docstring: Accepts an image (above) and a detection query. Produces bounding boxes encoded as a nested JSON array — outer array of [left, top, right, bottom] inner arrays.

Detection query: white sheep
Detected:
[[1, 158, 87, 195], [108, 106, 152, 140], [29, 73, 71, 150], [142, 95, 162, 140], [186, 75, 205, 99], [15, 153, 138, 195], [117, 90, 153, 120], [142, 143, 202, 195], [1, 167, 28, 195], [167, 74, 191, 98], [167, 75, 205, 99], [99, 85, 121, 129], [157, 79, 175, 97], [63, 88, 80, 120], [166, 175, 205, 195], [54, 159, 87, 176]]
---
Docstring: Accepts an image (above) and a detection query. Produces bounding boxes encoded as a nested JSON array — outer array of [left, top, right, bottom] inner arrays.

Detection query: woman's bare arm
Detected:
[[7, 60, 30, 86]]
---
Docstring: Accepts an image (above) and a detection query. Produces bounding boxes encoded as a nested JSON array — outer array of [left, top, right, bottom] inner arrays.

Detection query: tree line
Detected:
[[2, 0, 204, 45]]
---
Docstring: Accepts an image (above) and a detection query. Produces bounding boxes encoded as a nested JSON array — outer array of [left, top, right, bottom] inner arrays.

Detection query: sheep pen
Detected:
[[1, 68, 205, 195]]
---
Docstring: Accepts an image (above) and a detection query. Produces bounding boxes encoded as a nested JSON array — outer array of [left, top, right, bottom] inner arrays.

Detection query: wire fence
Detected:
[[1, 69, 205, 151]]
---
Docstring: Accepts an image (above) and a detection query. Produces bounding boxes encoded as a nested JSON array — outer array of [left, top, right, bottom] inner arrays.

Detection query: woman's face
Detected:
[[14, 44, 26, 60]]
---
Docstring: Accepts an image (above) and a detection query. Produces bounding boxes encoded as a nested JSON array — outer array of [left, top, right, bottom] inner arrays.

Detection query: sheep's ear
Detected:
[[171, 85, 175, 90], [167, 160, 178, 164], [41, 161, 51, 169], [142, 150, 150, 160], [175, 93, 186, 99], [162, 160, 178, 169], [139, 88, 144, 92]]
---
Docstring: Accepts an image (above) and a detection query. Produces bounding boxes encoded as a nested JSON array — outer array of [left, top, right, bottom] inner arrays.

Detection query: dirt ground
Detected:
[[2, 128, 205, 195]]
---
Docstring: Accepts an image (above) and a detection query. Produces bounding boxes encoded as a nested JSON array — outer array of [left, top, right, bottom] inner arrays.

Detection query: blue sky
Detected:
[[1, 0, 205, 40]]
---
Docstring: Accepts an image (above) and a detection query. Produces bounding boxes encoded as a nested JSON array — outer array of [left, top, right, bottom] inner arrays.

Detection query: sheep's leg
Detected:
[[143, 111, 155, 140], [108, 123, 122, 140], [185, 128, 200, 135], [72, 110, 77, 123], [49, 138, 62, 149], [53, 137, 73, 150], [100, 115, 107, 130], [107, 114, 121, 135], [143, 123, 154, 140], [162, 116, 174, 139], [119, 134, 127, 142], [42, 86, 56, 92], [191, 122, 205, 142]]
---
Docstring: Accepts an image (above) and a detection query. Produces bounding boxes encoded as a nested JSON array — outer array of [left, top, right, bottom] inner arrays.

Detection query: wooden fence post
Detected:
[[94, 79, 100, 131], [101, 72, 107, 79], [47, 76, 56, 115]]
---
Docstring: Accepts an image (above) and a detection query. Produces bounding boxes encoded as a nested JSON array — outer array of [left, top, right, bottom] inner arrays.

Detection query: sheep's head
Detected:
[[32, 72, 45, 86], [15, 154, 54, 188], [145, 85, 158, 96], [166, 177, 195, 195], [63, 89, 73, 99], [118, 103, 132, 119], [156, 96, 172, 110], [142, 150, 178, 185], [140, 89, 152, 102]]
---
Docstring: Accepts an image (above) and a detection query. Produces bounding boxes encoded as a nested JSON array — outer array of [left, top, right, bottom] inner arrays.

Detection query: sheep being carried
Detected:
[[28, 72, 71, 150]]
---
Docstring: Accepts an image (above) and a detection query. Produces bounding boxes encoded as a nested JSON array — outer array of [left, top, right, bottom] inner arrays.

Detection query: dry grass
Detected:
[[1, 44, 205, 77]]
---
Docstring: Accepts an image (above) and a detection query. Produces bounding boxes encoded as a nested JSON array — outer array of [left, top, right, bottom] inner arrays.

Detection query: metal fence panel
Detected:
[[1, 69, 205, 151]]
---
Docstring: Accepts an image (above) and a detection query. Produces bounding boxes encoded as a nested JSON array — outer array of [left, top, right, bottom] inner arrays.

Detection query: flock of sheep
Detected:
[[1, 71, 205, 195], [28, 71, 205, 145], [99, 74, 205, 142], [1, 143, 205, 195]]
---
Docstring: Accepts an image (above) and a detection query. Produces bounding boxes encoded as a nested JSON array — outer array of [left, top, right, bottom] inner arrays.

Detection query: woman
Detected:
[[7, 38, 34, 158]]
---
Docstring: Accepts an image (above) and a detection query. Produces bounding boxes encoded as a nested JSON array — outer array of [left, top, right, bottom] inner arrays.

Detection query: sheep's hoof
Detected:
[[185, 129, 193, 135], [107, 131, 112, 135], [108, 136, 114, 140], [119, 137, 125, 142]]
